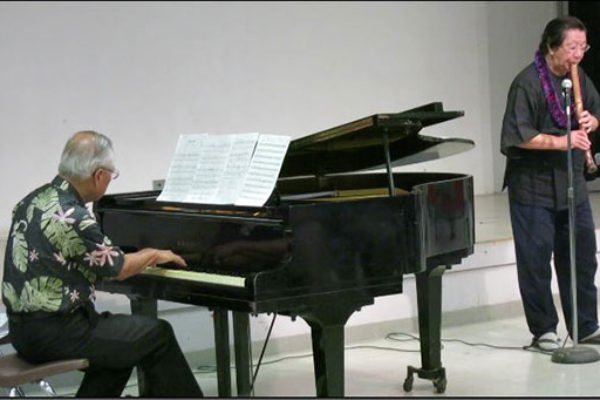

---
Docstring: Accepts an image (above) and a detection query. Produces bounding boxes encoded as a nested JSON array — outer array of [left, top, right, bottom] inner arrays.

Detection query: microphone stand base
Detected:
[[551, 345, 600, 364]]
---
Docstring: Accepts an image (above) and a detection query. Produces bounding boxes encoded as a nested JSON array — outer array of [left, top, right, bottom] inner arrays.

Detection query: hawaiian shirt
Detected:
[[2, 176, 124, 314]]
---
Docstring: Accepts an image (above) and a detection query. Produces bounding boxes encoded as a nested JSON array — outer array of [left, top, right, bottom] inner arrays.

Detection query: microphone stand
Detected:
[[551, 80, 600, 364]]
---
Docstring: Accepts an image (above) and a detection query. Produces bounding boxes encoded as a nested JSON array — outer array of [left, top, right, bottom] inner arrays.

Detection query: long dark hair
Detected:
[[539, 16, 587, 55]]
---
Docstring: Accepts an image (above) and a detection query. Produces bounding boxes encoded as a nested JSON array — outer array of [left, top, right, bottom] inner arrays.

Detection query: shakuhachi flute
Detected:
[[571, 64, 598, 174]]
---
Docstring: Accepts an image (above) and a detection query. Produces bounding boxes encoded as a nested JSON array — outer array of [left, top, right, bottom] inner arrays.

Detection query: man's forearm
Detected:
[[118, 249, 159, 281], [516, 133, 564, 150]]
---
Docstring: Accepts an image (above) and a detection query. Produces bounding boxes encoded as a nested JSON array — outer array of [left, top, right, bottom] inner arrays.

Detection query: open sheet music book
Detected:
[[157, 133, 290, 207]]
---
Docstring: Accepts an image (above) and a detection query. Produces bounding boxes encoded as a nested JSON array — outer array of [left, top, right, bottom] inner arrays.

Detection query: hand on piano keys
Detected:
[[119, 248, 188, 281], [151, 249, 188, 268]]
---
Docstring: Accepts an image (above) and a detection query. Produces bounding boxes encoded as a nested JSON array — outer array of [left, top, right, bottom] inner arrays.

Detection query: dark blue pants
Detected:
[[509, 198, 598, 340]]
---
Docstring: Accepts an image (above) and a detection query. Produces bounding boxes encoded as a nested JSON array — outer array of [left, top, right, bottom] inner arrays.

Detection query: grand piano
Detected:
[[94, 102, 475, 396]]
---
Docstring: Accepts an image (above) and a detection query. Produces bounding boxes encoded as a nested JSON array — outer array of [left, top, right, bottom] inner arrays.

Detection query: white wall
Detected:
[[0, 1, 555, 233], [0, 0, 560, 357]]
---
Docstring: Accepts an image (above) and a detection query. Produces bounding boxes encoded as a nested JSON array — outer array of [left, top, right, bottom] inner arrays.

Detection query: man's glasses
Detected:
[[101, 168, 119, 180]]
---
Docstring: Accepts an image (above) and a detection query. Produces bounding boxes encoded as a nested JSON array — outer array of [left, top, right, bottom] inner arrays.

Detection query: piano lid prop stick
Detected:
[[381, 129, 396, 196], [571, 64, 598, 174]]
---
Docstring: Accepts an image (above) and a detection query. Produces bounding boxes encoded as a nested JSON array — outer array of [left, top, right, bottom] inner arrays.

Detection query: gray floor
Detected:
[[194, 316, 600, 397], [41, 312, 599, 397]]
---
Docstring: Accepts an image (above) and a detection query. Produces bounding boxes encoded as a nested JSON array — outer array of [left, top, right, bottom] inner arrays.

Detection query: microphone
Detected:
[[562, 78, 573, 111]]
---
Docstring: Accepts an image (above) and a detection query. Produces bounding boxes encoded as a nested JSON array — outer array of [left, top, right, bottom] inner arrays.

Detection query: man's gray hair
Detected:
[[58, 131, 115, 180]]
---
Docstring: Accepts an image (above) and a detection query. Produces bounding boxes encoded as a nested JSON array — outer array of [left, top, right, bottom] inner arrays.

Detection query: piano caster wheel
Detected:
[[404, 366, 446, 394], [433, 377, 447, 394]]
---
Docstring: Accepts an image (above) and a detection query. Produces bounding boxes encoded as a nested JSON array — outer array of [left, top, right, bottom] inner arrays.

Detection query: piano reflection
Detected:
[[94, 102, 475, 396]]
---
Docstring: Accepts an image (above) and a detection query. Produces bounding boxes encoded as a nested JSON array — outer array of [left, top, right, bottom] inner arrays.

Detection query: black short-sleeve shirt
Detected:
[[501, 62, 600, 209]]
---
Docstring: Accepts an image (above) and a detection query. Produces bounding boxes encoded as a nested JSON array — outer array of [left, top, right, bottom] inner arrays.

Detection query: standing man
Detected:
[[501, 16, 600, 351], [2, 131, 204, 397]]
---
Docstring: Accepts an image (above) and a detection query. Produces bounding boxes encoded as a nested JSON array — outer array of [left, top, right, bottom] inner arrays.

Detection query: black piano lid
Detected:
[[279, 102, 474, 178]]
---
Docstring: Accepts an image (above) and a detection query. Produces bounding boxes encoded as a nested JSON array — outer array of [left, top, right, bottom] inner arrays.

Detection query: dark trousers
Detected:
[[509, 198, 599, 340], [9, 306, 203, 397]]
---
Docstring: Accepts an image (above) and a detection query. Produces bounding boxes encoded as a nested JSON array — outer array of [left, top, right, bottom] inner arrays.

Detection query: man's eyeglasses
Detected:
[[101, 168, 120, 180], [563, 43, 591, 54]]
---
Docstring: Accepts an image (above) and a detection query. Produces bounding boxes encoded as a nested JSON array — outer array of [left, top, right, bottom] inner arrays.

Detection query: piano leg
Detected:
[[129, 302, 251, 398], [232, 312, 253, 396], [213, 309, 232, 397], [403, 264, 447, 394], [213, 311, 253, 396], [302, 304, 362, 397], [129, 296, 158, 396]]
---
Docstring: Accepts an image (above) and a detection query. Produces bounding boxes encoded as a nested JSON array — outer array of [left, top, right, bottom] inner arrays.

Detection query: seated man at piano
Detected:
[[1, 130, 203, 397]]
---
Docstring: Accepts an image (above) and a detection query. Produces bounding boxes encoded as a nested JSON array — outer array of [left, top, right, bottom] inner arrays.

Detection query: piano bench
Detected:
[[0, 349, 88, 396]]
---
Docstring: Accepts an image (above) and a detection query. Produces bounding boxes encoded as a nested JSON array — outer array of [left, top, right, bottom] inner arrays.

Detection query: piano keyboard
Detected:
[[142, 266, 246, 287]]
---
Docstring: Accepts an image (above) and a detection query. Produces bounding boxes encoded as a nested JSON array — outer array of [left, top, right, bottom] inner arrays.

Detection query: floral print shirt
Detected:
[[2, 176, 124, 314]]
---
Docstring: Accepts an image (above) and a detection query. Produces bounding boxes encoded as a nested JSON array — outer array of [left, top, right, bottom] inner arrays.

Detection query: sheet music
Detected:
[[157, 134, 207, 202], [235, 134, 290, 207], [186, 134, 234, 204], [214, 133, 259, 204], [157, 132, 289, 206]]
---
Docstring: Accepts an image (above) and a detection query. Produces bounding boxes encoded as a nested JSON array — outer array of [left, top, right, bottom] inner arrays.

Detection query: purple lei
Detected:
[[533, 50, 577, 128]]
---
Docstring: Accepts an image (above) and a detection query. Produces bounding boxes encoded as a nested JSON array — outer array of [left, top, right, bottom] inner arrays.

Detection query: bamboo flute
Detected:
[[571, 64, 598, 174]]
